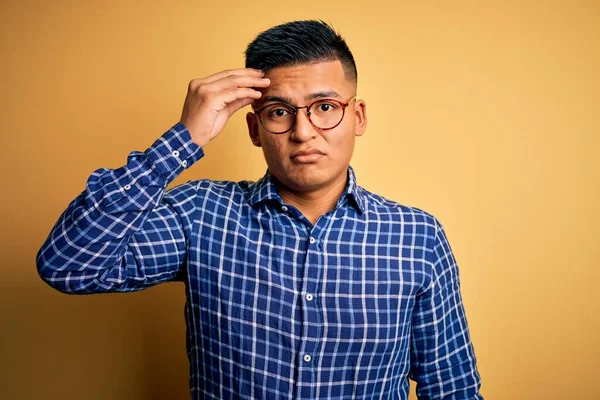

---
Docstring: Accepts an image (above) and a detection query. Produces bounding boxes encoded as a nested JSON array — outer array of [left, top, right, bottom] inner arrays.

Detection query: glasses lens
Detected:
[[259, 104, 295, 133], [308, 100, 344, 129], [258, 100, 346, 133]]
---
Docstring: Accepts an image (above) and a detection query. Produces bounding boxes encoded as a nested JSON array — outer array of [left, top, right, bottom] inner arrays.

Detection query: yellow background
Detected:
[[1, 1, 599, 399]]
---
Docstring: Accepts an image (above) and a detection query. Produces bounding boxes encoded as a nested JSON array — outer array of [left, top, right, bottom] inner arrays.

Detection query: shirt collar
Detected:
[[247, 166, 365, 214]]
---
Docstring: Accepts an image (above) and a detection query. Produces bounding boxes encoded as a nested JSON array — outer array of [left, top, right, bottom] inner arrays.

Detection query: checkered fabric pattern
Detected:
[[37, 123, 483, 399]]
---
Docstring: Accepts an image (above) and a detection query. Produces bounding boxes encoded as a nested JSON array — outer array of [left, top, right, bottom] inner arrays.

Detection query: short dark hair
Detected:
[[245, 20, 357, 84]]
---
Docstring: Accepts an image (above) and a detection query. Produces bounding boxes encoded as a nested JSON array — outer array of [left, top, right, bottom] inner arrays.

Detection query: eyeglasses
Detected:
[[253, 96, 356, 134]]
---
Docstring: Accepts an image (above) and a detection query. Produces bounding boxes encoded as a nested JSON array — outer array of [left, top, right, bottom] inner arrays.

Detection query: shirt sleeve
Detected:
[[36, 123, 204, 294], [409, 218, 483, 399]]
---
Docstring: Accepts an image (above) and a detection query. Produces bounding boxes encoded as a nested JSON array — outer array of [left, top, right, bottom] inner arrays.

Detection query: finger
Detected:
[[226, 97, 257, 115], [212, 87, 262, 111], [200, 68, 264, 84], [204, 75, 270, 92]]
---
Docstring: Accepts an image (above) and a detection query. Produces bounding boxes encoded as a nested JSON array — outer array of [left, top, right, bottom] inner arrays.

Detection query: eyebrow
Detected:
[[261, 90, 342, 105], [307, 90, 341, 100]]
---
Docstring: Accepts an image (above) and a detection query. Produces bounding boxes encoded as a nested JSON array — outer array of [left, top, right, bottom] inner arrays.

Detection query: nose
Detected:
[[289, 108, 317, 142]]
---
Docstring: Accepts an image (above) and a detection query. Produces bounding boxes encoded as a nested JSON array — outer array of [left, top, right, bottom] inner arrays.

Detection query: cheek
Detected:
[[260, 135, 287, 160], [329, 130, 355, 155]]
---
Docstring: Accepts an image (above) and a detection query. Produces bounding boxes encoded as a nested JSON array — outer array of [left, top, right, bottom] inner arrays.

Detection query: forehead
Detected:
[[262, 60, 353, 101]]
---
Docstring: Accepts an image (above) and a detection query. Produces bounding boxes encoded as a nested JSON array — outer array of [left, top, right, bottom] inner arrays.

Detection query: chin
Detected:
[[277, 168, 330, 192]]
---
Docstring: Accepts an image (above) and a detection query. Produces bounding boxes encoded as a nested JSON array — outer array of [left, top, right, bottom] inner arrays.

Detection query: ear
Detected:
[[246, 112, 262, 147], [353, 99, 367, 137]]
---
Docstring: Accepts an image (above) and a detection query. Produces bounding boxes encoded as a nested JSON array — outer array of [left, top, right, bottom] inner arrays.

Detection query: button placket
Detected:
[[299, 234, 320, 376]]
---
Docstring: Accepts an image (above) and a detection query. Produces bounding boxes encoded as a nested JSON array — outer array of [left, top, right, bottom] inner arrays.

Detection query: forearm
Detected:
[[36, 123, 203, 294]]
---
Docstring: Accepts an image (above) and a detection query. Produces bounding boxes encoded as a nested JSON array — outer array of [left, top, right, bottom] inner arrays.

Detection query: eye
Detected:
[[265, 104, 292, 118], [315, 101, 339, 113], [272, 108, 288, 117]]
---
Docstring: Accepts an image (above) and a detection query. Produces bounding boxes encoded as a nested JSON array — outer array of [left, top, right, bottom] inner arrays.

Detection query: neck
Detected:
[[276, 174, 348, 225]]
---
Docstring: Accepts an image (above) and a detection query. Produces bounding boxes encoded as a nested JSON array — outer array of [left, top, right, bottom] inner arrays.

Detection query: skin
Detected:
[[246, 60, 367, 224], [180, 60, 367, 225]]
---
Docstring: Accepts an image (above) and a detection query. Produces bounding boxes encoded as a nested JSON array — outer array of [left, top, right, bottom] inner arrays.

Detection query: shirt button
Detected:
[[309, 237, 316, 244], [124, 184, 131, 191], [303, 354, 312, 362], [181, 160, 187, 167], [172, 150, 180, 157], [281, 205, 288, 212], [306, 293, 313, 301]]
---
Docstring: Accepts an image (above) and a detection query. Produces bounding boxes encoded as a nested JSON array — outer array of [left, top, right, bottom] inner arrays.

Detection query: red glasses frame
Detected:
[[253, 96, 356, 134]]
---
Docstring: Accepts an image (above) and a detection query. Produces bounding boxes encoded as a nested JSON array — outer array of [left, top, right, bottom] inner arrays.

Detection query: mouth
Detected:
[[291, 149, 325, 163]]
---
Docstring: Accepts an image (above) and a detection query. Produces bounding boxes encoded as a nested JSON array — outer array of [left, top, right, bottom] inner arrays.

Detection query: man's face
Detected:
[[246, 60, 367, 193]]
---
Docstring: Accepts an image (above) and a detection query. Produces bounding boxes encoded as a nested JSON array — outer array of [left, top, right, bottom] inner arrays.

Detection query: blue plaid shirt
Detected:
[[37, 123, 483, 399]]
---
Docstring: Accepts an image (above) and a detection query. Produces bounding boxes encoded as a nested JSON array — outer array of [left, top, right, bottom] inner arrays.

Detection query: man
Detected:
[[37, 20, 483, 399]]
